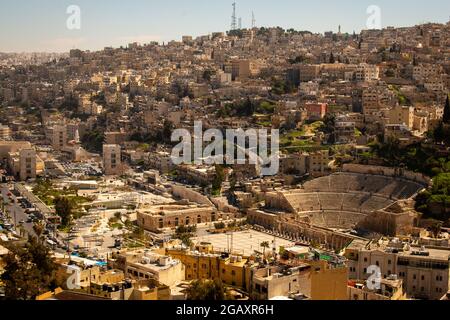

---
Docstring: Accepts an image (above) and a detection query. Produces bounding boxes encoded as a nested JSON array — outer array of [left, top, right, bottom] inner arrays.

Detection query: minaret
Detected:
[[338, 25, 341, 34], [74, 129, 80, 144]]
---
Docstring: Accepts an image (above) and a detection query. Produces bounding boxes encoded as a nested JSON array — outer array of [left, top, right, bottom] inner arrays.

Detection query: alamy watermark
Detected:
[[66, 5, 81, 30], [171, 121, 280, 176], [366, 5, 382, 30], [366, 265, 382, 290], [66, 265, 81, 290]]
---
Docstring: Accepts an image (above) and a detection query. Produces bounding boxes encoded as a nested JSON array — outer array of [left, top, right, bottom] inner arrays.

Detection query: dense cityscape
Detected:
[[1, 2, 450, 303]]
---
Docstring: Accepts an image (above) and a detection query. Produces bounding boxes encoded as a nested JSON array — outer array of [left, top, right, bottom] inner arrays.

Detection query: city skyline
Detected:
[[1, 1, 450, 303], [0, 0, 450, 52]]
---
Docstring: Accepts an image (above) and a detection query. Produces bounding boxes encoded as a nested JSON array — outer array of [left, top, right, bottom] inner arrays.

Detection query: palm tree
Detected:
[[260, 241, 270, 257], [33, 221, 45, 239]]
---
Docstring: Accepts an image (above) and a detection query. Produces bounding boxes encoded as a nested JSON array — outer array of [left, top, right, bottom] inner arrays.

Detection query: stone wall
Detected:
[[247, 209, 358, 251], [342, 164, 431, 186], [171, 184, 214, 206], [358, 210, 417, 236]]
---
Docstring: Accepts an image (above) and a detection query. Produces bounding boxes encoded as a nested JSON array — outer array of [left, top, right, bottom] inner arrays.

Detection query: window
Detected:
[[388, 260, 391, 265], [421, 275, 425, 281], [413, 274, 417, 280], [364, 258, 368, 262]]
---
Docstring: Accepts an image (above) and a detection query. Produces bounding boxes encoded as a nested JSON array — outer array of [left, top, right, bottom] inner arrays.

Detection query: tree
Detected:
[[321, 113, 336, 144], [212, 165, 225, 196], [81, 129, 105, 153], [1, 237, 58, 300], [186, 279, 230, 300], [444, 95, 450, 125], [429, 220, 443, 238], [260, 241, 270, 257], [174, 225, 196, 248], [214, 222, 226, 230], [54, 196, 73, 227], [178, 233, 193, 248], [162, 120, 174, 144], [33, 221, 45, 239]]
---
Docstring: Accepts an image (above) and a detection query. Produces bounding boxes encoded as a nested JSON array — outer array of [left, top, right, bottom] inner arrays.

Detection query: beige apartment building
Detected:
[[103, 144, 122, 175], [0, 124, 11, 140], [0, 141, 42, 181], [252, 260, 348, 300], [19, 148, 37, 181], [0, 141, 32, 159], [299, 65, 320, 82], [362, 86, 396, 115], [230, 59, 259, 81], [345, 239, 450, 300], [307, 150, 330, 177], [354, 63, 380, 82], [137, 203, 218, 232], [348, 276, 407, 300], [385, 105, 415, 129], [52, 125, 67, 151]]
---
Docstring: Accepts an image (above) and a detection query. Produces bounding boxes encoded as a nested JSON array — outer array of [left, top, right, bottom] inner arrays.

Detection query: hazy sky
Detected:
[[0, 0, 449, 52]]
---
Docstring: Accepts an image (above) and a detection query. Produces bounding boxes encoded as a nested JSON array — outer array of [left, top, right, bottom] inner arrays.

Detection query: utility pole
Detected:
[[231, 231, 234, 254]]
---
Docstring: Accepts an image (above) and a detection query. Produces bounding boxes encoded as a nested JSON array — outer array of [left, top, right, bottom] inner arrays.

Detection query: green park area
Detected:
[[280, 121, 327, 153]]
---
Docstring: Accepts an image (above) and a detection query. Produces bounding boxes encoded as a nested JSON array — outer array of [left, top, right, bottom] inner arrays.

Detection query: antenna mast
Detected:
[[231, 2, 237, 30]]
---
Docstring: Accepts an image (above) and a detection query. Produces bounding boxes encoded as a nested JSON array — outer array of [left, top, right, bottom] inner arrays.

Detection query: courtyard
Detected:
[[192, 229, 295, 256]]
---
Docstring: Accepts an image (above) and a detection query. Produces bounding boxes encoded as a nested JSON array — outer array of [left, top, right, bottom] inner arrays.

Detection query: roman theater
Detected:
[[248, 164, 431, 250]]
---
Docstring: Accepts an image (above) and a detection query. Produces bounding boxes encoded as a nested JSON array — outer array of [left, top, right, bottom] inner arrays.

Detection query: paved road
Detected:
[[1, 183, 37, 238]]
